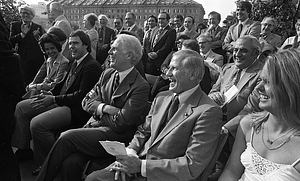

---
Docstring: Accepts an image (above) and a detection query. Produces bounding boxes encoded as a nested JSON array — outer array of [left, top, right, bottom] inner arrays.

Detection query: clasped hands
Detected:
[[30, 93, 54, 110], [109, 154, 142, 181]]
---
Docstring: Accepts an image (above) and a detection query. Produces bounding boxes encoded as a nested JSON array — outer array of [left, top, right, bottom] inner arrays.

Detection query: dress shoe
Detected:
[[32, 166, 42, 176], [208, 161, 225, 181], [15, 148, 33, 162]]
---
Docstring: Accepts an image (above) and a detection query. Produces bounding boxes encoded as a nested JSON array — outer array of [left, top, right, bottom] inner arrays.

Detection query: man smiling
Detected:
[[86, 49, 222, 181], [35, 34, 149, 181]]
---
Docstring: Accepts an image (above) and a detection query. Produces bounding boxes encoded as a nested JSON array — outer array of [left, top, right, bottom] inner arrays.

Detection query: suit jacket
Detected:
[[200, 25, 227, 50], [177, 28, 199, 39], [52, 54, 101, 128], [9, 21, 45, 84], [53, 15, 73, 60], [128, 87, 223, 181], [96, 26, 116, 65], [86, 28, 98, 59], [143, 26, 159, 54], [82, 68, 150, 140], [223, 19, 261, 51], [53, 15, 72, 37], [30, 53, 69, 91], [259, 33, 282, 49], [209, 60, 263, 121], [129, 24, 144, 42], [204, 49, 223, 67], [175, 26, 185, 33], [149, 25, 176, 75]]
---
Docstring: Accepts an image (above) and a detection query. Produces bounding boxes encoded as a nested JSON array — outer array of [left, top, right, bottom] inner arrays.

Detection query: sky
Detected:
[[23, 0, 237, 21]]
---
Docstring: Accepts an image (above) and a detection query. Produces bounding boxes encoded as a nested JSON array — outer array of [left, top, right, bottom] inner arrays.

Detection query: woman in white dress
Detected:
[[219, 48, 300, 181]]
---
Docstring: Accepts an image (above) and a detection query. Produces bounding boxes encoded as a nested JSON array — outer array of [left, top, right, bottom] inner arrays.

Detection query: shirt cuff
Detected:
[[96, 103, 106, 116], [141, 160, 147, 177]]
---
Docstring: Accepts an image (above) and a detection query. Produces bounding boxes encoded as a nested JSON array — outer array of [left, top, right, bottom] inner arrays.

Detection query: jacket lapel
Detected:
[[151, 87, 203, 147], [111, 68, 137, 101]]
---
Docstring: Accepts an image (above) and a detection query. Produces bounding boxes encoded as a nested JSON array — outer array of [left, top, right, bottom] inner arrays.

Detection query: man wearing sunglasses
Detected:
[[223, 1, 261, 54]]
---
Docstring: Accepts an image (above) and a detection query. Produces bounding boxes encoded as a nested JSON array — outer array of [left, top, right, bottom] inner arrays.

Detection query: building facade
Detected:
[[56, 0, 205, 28]]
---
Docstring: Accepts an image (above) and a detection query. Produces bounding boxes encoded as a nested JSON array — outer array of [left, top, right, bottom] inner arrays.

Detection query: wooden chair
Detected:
[[198, 127, 229, 181]]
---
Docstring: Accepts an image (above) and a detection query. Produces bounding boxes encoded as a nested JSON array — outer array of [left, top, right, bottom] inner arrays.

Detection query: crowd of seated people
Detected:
[[4, 0, 300, 181]]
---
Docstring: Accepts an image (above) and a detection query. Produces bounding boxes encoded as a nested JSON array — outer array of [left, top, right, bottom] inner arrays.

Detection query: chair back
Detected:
[[199, 127, 229, 181]]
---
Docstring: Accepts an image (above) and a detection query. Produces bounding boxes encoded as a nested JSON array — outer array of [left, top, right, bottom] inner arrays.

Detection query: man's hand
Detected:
[[21, 24, 30, 36], [113, 155, 142, 174], [33, 28, 40, 40], [103, 105, 120, 115], [208, 92, 225, 106], [148, 52, 158, 59], [30, 94, 54, 109]]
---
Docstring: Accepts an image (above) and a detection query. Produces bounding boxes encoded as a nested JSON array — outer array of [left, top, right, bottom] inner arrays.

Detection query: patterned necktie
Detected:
[[112, 72, 120, 93], [152, 29, 163, 48], [238, 24, 243, 38], [60, 61, 77, 95], [224, 68, 242, 92]]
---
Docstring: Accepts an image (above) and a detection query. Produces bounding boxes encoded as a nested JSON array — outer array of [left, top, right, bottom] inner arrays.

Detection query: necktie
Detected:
[[99, 28, 104, 43], [237, 24, 243, 38], [159, 95, 179, 132], [60, 61, 77, 95], [152, 29, 163, 48], [112, 72, 120, 92], [224, 68, 242, 92]]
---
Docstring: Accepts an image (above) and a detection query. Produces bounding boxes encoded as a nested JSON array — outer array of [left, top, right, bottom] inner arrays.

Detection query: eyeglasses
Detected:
[[262, 23, 274, 27]]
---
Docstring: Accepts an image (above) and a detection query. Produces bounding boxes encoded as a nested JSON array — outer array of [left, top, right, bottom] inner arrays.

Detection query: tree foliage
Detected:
[[0, 0, 27, 28], [250, 0, 299, 39]]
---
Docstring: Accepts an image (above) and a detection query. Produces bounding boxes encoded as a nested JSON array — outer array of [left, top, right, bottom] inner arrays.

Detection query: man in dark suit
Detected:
[[12, 30, 101, 164], [113, 17, 125, 35], [96, 14, 116, 65], [9, 5, 45, 85], [174, 14, 185, 34], [125, 12, 144, 42], [147, 12, 176, 76], [35, 34, 150, 181], [86, 49, 223, 181]]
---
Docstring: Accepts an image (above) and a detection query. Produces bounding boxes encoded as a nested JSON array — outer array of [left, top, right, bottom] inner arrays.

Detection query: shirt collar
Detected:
[[75, 53, 89, 66], [128, 24, 136, 31], [202, 49, 212, 58], [240, 18, 249, 26], [118, 66, 134, 83], [175, 84, 199, 105]]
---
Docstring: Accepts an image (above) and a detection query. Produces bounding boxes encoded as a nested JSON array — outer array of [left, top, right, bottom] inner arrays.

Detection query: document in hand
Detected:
[[222, 85, 239, 107], [99, 141, 127, 156]]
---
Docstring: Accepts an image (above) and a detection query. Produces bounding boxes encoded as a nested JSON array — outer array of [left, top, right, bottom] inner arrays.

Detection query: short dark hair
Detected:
[[85, 13, 98, 26], [160, 12, 170, 20], [174, 14, 184, 22], [236, 1, 252, 14], [69, 30, 91, 53], [148, 15, 158, 23], [176, 34, 190, 41], [47, 26, 67, 42], [208, 11, 221, 21], [39, 33, 62, 52], [185, 15, 195, 24], [114, 17, 123, 22]]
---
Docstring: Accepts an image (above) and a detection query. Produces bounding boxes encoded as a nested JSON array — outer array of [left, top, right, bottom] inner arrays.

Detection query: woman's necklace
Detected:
[[265, 121, 297, 145], [262, 121, 299, 150]]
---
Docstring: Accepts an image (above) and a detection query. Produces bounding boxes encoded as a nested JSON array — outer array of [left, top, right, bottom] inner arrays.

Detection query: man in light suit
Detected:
[[147, 12, 176, 76], [35, 34, 150, 181], [96, 14, 116, 65], [198, 33, 223, 86], [9, 5, 45, 85], [49, 2, 73, 59], [125, 12, 144, 42], [13, 30, 101, 164], [86, 49, 223, 181], [200, 11, 227, 62], [222, 1, 261, 53], [209, 35, 263, 122]]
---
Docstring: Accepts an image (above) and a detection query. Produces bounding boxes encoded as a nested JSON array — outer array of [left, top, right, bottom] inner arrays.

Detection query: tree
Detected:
[[250, 0, 299, 40], [0, 0, 27, 28]]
